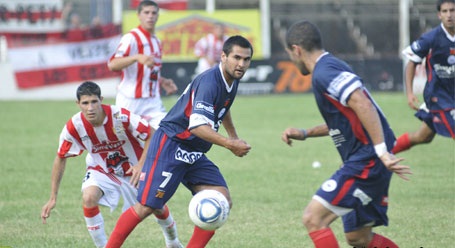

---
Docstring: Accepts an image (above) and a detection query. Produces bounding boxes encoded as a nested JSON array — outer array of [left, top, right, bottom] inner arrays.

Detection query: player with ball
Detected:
[[106, 35, 253, 248]]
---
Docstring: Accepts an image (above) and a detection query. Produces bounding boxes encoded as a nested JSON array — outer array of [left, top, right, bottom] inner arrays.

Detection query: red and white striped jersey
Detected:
[[57, 105, 151, 173], [110, 25, 163, 99], [194, 33, 228, 63]]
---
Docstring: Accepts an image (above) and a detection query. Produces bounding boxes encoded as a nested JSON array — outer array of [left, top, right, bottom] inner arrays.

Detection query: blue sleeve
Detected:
[[410, 29, 434, 58]]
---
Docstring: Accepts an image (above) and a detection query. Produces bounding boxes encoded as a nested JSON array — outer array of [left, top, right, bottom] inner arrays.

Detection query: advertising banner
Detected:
[[122, 9, 262, 61], [160, 58, 402, 95]]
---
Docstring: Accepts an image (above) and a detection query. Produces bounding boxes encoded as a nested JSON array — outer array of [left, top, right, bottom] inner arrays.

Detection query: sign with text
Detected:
[[122, 9, 262, 61], [9, 34, 121, 88]]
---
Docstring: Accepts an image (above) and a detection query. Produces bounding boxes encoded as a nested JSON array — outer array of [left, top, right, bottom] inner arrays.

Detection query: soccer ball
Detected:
[[188, 190, 230, 231]]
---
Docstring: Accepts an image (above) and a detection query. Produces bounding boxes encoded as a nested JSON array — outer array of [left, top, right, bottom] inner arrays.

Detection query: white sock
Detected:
[[155, 213, 180, 243], [84, 212, 107, 248]]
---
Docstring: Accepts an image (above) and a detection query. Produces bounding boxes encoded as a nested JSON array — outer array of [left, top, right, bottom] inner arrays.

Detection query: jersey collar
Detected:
[[218, 64, 234, 93], [441, 23, 455, 42]]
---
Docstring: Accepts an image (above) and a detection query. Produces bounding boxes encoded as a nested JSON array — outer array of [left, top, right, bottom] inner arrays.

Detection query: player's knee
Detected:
[[302, 209, 317, 229], [345, 230, 372, 247], [345, 235, 368, 247], [413, 133, 434, 144], [82, 192, 100, 207], [421, 134, 434, 143], [82, 186, 103, 207]]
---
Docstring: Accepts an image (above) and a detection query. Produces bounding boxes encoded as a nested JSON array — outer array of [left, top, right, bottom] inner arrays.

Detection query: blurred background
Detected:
[[0, 0, 435, 99]]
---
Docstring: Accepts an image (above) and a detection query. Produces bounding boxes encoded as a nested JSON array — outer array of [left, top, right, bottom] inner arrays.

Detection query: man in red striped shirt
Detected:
[[194, 22, 229, 74], [41, 81, 183, 248], [108, 0, 178, 131]]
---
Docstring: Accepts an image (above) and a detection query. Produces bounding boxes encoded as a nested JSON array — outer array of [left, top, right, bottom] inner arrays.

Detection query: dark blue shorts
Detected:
[[315, 158, 392, 232], [137, 128, 227, 209], [415, 107, 455, 138]]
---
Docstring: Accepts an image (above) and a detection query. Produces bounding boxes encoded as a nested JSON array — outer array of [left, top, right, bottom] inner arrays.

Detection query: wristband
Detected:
[[374, 142, 387, 157], [300, 129, 307, 140]]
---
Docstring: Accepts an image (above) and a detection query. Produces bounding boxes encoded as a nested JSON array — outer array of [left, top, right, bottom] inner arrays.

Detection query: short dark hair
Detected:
[[437, 0, 454, 11], [222, 35, 253, 57], [76, 81, 101, 101], [286, 20, 323, 52], [138, 0, 159, 13]]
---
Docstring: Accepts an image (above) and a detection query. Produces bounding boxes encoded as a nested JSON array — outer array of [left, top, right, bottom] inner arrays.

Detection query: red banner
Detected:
[[129, 0, 187, 10], [15, 62, 119, 88]]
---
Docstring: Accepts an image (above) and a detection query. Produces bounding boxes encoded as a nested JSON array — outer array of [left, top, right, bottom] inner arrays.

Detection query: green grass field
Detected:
[[0, 93, 454, 247]]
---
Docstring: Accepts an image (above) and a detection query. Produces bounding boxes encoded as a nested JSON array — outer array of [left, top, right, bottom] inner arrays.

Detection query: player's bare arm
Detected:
[[108, 54, 154, 71], [127, 128, 153, 187], [159, 77, 178, 95], [41, 156, 67, 224], [404, 61, 420, 110], [221, 110, 239, 139], [347, 88, 412, 180], [282, 124, 329, 146], [190, 124, 251, 157], [377, 153, 412, 181]]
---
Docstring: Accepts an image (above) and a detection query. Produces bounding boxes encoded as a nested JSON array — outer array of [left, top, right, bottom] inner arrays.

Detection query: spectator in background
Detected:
[[61, 1, 75, 29], [194, 22, 229, 74], [65, 13, 86, 42], [392, 0, 455, 154], [89, 16, 104, 39]]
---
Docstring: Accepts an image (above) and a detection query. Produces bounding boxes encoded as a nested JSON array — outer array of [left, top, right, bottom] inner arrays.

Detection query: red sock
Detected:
[[154, 204, 169, 219], [105, 207, 142, 248], [186, 226, 215, 248], [309, 228, 339, 248], [391, 133, 411, 154], [83, 206, 100, 217], [368, 233, 398, 248]]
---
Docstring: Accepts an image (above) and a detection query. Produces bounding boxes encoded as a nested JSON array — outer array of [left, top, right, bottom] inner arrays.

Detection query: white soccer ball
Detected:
[[312, 160, 322, 168], [188, 190, 230, 231]]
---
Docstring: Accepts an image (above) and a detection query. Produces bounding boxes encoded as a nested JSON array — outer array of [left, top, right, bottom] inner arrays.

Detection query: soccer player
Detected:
[[108, 0, 178, 130], [392, 0, 455, 154], [41, 81, 183, 248], [281, 20, 412, 248], [194, 22, 229, 74], [105, 35, 253, 248]]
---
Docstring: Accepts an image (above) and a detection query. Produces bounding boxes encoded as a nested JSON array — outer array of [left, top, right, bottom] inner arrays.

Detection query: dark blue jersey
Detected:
[[405, 24, 455, 111], [159, 65, 238, 152], [312, 53, 396, 162]]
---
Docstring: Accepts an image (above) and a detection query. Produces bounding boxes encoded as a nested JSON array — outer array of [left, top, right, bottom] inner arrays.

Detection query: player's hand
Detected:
[[127, 165, 143, 188], [136, 54, 155, 68], [380, 152, 412, 181], [41, 199, 56, 224], [227, 139, 251, 157], [160, 78, 178, 95], [406, 92, 420, 110], [281, 128, 306, 146]]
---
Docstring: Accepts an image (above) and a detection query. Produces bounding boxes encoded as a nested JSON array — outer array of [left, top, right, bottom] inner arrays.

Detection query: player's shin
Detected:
[[154, 205, 183, 247], [83, 206, 107, 248], [309, 228, 339, 248], [105, 207, 142, 248], [186, 226, 216, 248], [368, 233, 398, 248]]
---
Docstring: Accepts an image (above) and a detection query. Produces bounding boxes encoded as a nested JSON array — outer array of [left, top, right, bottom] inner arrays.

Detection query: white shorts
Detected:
[[81, 168, 137, 212], [116, 93, 167, 129], [196, 58, 211, 75]]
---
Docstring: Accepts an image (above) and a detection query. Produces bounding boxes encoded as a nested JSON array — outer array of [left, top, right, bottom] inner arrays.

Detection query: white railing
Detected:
[[0, 35, 7, 63]]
